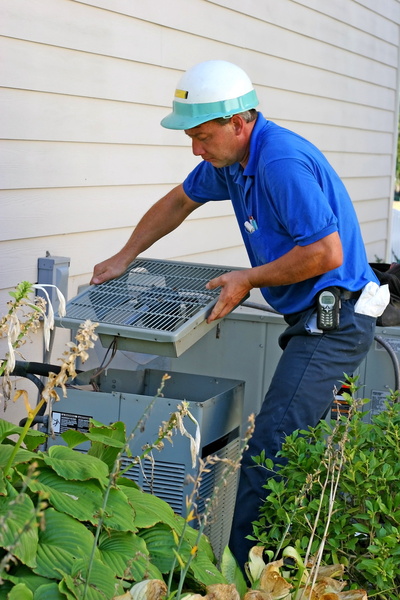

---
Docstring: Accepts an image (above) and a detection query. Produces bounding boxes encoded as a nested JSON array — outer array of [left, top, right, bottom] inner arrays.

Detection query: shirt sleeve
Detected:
[[183, 162, 230, 203]]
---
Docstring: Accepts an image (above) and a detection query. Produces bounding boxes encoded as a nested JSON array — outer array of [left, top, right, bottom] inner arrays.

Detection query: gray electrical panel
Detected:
[[356, 325, 400, 422]]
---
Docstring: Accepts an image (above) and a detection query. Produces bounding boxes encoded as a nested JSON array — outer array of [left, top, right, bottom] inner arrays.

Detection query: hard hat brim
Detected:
[[160, 90, 259, 130]]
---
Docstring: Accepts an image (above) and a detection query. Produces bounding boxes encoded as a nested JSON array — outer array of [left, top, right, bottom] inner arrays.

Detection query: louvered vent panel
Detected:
[[55, 258, 248, 356], [120, 457, 186, 513]]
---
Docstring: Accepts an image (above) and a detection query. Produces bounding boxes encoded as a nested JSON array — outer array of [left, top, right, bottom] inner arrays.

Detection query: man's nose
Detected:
[[192, 139, 204, 156]]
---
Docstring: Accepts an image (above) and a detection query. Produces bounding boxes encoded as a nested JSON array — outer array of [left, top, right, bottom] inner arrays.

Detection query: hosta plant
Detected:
[[0, 415, 229, 600]]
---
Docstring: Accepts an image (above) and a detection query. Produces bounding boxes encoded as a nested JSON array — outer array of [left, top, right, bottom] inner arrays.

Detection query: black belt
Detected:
[[338, 287, 362, 301]]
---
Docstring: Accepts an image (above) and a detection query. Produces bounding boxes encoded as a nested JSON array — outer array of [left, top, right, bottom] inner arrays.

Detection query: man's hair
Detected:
[[214, 109, 258, 126]]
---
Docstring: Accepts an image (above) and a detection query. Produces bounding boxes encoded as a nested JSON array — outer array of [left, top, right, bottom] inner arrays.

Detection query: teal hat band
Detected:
[[161, 89, 259, 130]]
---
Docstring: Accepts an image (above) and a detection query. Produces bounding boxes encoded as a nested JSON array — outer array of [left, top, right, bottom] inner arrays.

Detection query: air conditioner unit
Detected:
[[48, 367, 244, 559]]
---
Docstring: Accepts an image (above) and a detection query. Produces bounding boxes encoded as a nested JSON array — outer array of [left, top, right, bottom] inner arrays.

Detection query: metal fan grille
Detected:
[[56, 258, 248, 356], [62, 258, 231, 333]]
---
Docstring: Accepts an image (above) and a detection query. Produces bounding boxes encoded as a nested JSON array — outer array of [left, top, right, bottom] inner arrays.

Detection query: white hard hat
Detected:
[[161, 60, 259, 130]]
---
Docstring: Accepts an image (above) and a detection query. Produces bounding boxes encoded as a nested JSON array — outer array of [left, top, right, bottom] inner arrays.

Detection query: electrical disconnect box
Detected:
[[47, 368, 244, 559], [37, 256, 70, 313], [356, 325, 400, 422]]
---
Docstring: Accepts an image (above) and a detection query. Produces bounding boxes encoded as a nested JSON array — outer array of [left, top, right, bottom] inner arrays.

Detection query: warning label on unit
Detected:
[[52, 411, 92, 434], [370, 390, 391, 416]]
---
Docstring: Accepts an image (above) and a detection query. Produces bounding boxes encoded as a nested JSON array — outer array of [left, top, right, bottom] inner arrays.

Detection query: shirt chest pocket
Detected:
[[245, 227, 268, 265]]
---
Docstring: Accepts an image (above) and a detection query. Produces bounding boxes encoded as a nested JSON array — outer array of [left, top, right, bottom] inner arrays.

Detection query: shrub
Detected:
[[251, 380, 400, 600]]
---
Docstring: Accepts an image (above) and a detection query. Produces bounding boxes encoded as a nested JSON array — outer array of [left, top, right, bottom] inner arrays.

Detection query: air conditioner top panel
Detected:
[[55, 258, 248, 356]]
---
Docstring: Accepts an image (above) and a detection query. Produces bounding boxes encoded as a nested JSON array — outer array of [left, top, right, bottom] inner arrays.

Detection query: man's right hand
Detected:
[[90, 255, 132, 285]]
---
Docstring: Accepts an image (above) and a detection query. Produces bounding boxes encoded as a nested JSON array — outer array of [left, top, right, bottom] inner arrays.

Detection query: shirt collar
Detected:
[[243, 112, 268, 176]]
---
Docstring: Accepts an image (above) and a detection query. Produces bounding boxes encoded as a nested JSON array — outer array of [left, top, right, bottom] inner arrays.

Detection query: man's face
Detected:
[[184, 119, 242, 168]]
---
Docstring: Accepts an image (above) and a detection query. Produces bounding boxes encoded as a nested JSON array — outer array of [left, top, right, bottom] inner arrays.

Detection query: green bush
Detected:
[[251, 384, 400, 600]]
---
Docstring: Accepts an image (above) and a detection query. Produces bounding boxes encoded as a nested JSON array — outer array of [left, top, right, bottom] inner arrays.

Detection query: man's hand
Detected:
[[205, 270, 253, 323], [90, 254, 131, 285]]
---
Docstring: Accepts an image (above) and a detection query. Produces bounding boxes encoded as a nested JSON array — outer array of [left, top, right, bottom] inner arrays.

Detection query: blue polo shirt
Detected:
[[183, 113, 378, 314]]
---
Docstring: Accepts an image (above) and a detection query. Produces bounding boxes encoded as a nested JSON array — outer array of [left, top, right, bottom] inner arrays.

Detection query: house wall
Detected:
[[1, 0, 400, 423]]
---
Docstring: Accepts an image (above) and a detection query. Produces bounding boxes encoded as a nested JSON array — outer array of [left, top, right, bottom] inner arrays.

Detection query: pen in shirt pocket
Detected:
[[249, 216, 258, 230]]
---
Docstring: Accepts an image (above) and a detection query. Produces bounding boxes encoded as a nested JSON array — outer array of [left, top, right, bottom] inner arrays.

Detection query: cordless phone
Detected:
[[317, 287, 340, 330]]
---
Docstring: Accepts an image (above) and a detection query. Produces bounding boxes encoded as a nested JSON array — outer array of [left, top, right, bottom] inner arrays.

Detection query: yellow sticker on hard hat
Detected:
[[175, 89, 189, 99]]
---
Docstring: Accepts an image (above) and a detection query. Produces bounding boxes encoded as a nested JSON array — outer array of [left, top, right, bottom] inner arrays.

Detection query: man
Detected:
[[91, 60, 388, 570]]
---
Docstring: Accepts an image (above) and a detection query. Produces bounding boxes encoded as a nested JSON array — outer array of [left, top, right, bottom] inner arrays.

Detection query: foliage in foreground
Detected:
[[0, 416, 229, 600], [251, 382, 400, 600]]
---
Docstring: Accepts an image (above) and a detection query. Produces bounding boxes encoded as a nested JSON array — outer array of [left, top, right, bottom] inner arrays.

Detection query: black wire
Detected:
[[374, 335, 400, 394]]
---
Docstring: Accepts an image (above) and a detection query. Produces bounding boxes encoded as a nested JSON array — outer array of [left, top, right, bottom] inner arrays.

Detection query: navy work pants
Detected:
[[229, 298, 376, 570]]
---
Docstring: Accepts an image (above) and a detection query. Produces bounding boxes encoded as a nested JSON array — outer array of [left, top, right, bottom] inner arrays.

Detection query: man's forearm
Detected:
[[248, 231, 343, 288], [91, 184, 201, 284], [117, 185, 200, 263]]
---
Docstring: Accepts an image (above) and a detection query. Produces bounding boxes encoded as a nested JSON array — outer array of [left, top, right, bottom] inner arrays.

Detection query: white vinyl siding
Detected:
[[1, 0, 399, 379]]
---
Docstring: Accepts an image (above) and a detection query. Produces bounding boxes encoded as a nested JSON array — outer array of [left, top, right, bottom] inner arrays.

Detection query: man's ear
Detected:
[[231, 114, 245, 135]]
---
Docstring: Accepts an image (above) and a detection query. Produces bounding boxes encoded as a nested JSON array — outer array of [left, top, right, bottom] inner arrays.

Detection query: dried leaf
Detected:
[[259, 568, 292, 599], [247, 546, 267, 581], [127, 579, 167, 600], [243, 591, 273, 600], [206, 583, 241, 600], [316, 577, 345, 593], [315, 564, 345, 580]]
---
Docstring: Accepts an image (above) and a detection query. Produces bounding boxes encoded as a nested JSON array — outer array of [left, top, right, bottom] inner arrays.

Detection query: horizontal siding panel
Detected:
[[358, 0, 400, 21], [326, 152, 392, 178], [291, 0, 400, 40], [361, 218, 390, 244], [173, 246, 250, 269], [353, 198, 391, 222], [0, 89, 179, 145], [1, 0, 165, 66], [0, 141, 200, 189], [0, 215, 243, 288], [279, 121, 394, 155], [0, 187, 234, 241], [345, 177, 393, 202], [0, 37, 177, 109], [262, 88, 395, 131], [74, 0, 399, 79], [207, 0, 399, 59]]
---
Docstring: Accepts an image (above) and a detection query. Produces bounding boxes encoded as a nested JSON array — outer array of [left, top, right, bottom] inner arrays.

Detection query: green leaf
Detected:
[[1, 565, 51, 592], [0, 492, 38, 567], [60, 429, 89, 449], [101, 487, 137, 532], [190, 547, 227, 586], [27, 467, 106, 524], [42, 446, 109, 486], [26, 467, 136, 531], [97, 530, 163, 581], [34, 582, 66, 600], [34, 508, 99, 580], [0, 418, 46, 450], [0, 444, 37, 469], [60, 557, 121, 600], [7, 583, 33, 600], [139, 524, 183, 573], [120, 485, 178, 529]]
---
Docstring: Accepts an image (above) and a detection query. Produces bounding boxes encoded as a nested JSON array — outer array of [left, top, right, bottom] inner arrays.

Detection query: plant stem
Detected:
[[3, 398, 46, 477]]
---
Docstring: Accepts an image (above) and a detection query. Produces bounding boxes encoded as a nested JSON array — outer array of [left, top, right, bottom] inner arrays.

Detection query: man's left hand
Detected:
[[205, 270, 253, 323]]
